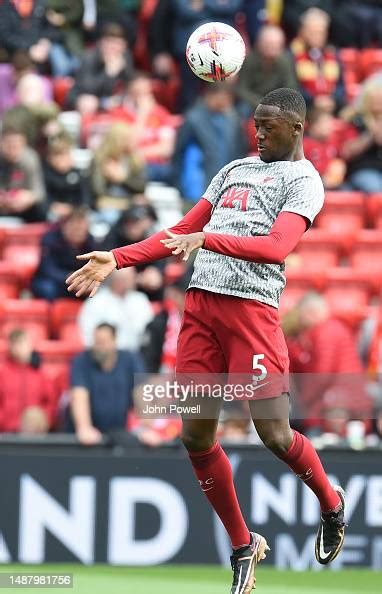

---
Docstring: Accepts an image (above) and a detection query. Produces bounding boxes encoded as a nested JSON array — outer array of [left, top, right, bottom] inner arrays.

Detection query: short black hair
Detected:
[[259, 88, 307, 121]]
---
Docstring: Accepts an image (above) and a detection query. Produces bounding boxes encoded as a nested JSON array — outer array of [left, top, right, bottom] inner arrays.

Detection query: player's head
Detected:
[[254, 88, 306, 162]]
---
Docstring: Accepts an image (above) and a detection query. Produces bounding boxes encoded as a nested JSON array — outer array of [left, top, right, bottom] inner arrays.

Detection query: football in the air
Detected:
[[186, 22, 246, 82]]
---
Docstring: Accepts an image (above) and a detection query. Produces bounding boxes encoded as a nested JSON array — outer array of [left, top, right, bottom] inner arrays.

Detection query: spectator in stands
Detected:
[[7, 73, 60, 146], [0, 50, 53, 117], [237, 25, 298, 115], [69, 322, 145, 445], [91, 122, 146, 221], [135, 271, 190, 447], [0, 126, 46, 222], [0, 0, 53, 66], [32, 206, 96, 301], [45, 0, 84, 76], [341, 84, 382, 192], [0, 329, 55, 434], [102, 204, 164, 301], [304, 109, 347, 189], [108, 72, 178, 183], [149, 0, 243, 109], [82, 0, 138, 46], [141, 271, 189, 373], [282, 0, 334, 39], [286, 293, 370, 437], [173, 83, 247, 201], [290, 8, 345, 113], [43, 133, 91, 221], [78, 267, 153, 351], [67, 23, 134, 115]]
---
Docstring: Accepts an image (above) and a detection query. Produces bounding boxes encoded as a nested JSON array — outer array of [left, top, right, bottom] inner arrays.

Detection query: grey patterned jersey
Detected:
[[189, 156, 325, 307]]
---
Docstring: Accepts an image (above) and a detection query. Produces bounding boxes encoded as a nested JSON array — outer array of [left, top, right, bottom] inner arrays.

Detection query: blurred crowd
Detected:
[[1, 0, 382, 448]]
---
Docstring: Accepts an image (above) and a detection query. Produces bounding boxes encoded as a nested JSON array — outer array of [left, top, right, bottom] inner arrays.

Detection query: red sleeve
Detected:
[[112, 198, 212, 269], [203, 211, 308, 264]]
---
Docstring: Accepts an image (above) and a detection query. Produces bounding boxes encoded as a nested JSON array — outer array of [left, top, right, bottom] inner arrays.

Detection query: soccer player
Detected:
[[67, 88, 346, 594]]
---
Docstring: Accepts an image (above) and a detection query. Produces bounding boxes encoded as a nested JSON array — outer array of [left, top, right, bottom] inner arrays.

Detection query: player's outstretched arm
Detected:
[[66, 199, 213, 298], [66, 251, 117, 297], [112, 198, 212, 269]]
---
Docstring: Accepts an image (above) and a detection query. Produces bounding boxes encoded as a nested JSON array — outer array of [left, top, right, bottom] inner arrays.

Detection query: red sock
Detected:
[[188, 442, 251, 548], [279, 431, 341, 512]]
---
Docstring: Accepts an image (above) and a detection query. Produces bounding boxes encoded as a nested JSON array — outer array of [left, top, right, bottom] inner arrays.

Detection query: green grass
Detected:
[[0, 565, 380, 594]]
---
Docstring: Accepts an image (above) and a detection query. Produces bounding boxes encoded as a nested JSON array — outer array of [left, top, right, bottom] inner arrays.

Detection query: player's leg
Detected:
[[252, 410, 346, 565], [207, 293, 270, 593], [216, 295, 345, 566], [177, 289, 252, 551]]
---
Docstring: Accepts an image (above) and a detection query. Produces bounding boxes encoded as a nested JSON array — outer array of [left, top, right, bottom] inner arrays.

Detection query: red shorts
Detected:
[[176, 289, 289, 398]]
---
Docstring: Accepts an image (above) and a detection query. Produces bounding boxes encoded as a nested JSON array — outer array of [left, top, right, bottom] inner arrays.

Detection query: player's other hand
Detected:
[[160, 229, 205, 261], [66, 251, 117, 298]]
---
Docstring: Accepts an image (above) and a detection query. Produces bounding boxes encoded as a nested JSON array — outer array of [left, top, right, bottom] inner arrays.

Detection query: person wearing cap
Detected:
[[67, 22, 134, 115]]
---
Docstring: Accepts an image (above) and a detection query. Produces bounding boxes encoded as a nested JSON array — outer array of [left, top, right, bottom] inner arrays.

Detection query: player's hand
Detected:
[[160, 230, 205, 261], [66, 251, 117, 298]]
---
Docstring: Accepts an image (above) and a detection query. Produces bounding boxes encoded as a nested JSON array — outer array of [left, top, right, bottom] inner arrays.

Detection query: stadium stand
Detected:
[[0, 0, 380, 444]]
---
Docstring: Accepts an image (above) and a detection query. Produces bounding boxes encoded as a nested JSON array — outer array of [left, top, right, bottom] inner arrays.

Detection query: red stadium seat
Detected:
[[339, 48, 361, 100], [365, 193, 382, 228], [2, 244, 41, 284], [285, 267, 326, 291], [350, 230, 382, 290], [50, 299, 83, 342], [0, 299, 50, 342], [37, 340, 83, 398], [0, 262, 21, 298], [315, 192, 365, 236], [360, 48, 382, 80], [1, 223, 49, 285], [1, 223, 49, 245], [280, 269, 324, 313], [339, 48, 360, 78], [323, 268, 372, 325], [37, 339, 82, 380], [294, 230, 342, 271]]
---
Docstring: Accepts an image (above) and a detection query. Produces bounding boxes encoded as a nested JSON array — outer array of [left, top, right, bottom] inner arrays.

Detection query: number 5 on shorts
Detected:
[[252, 353, 267, 383]]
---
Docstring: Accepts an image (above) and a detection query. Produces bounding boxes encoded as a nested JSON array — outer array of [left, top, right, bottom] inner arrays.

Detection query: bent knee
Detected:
[[181, 431, 215, 453], [260, 431, 292, 457]]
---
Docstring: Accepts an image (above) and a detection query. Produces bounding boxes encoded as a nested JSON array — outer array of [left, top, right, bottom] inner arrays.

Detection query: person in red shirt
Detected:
[[0, 329, 56, 433], [84, 72, 178, 183], [287, 292, 371, 435]]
